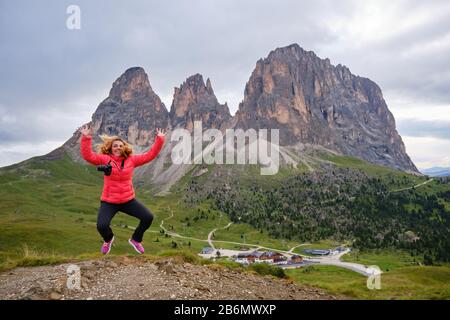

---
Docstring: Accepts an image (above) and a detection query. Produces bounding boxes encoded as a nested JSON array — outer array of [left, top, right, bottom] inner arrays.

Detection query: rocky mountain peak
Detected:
[[63, 67, 169, 154], [206, 77, 214, 95], [235, 43, 417, 172], [170, 74, 231, 131], [108, 67, 154, 103], [268, 43, 315, 60]]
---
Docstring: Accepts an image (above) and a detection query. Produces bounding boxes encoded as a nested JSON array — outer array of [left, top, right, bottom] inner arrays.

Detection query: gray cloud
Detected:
[[397, 119, 450, 140], [0, 0, 357, 113]]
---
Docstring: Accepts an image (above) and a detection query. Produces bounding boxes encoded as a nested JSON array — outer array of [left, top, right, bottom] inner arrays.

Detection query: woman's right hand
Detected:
[[79, 124, 93, 137]]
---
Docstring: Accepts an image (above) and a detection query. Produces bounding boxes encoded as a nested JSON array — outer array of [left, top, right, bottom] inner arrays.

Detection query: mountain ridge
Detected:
[[8, 44, 419, 187], [234, 43, 416, 172]]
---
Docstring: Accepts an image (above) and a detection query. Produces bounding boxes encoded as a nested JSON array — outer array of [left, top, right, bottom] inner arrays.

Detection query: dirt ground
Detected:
[[0, 256, 341, 300]]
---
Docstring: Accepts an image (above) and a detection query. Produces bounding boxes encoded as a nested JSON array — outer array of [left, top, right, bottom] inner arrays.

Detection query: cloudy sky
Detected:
[[1, 0, 450, 170]]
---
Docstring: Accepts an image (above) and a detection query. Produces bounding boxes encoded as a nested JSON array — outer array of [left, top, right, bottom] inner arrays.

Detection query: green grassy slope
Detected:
[[1, 151, 449, 299]]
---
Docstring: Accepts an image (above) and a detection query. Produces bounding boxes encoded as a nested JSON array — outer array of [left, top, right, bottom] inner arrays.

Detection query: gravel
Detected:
[[0, 256, 340, 300]]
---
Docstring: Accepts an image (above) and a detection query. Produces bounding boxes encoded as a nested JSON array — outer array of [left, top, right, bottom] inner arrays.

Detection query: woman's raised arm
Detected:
[[79, 124, 110, 165], [131, 128, 167, 167]]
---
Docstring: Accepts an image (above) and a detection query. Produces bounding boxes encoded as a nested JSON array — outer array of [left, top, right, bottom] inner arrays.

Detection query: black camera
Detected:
[[97, 162, 112, 176]]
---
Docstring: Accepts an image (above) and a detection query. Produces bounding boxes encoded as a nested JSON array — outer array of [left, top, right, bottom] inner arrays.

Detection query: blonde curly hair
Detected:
[[96, 135, 133, 158]]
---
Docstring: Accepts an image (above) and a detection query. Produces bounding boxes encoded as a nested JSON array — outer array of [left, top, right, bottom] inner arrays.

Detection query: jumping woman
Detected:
[[79, 124, 167, 254]]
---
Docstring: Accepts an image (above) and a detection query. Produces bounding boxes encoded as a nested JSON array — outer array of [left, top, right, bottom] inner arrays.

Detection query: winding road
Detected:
[[207, 222, 233, 250], [390, 178, 434, 193], [152, 208, 379, 276]]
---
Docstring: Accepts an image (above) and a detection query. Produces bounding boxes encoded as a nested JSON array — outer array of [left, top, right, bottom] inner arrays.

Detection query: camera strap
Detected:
[[109, 158, 125, 171]]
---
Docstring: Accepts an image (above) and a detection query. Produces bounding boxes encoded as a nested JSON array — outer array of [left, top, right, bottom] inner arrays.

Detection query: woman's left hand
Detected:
[[156, 128, 169, 137]]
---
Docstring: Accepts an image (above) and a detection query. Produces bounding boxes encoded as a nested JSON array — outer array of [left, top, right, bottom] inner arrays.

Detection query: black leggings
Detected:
[[97, 199, 154, 243]]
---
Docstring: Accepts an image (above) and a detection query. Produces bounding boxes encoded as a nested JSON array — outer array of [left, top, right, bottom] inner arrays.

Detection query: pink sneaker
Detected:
[[128, 239, 145, 254], [101, 236, 114, 255]]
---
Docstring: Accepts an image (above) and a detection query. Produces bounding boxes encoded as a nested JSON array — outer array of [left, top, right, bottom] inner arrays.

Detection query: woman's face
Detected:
[[112, 140, 124, 157]]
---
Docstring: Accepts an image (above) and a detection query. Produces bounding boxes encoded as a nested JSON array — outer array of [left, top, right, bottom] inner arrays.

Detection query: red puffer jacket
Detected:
[[80, 134, 165, 204]]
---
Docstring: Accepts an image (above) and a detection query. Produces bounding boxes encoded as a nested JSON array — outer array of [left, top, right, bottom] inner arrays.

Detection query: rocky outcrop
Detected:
[[169, 74, 231, 131], [234, 44, 417, 172], [0, 257, 340, 300], [91, 67, 169, 146], [61, 67, 170, 163]]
